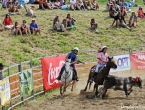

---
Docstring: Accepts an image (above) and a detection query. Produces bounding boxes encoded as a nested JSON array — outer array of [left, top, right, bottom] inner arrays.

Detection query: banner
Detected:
[[0, 77, 10, 107], [19, 69, 34, 97], [130, 52, 145, 70], [42, 55, 66, 91], [110, 54, 130, 72]]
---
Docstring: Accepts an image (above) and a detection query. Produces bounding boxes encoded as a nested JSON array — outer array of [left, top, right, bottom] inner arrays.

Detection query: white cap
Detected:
[[73, 47, 79, 52], [101, 46, 108, 51], [32, 19, 35, 21]]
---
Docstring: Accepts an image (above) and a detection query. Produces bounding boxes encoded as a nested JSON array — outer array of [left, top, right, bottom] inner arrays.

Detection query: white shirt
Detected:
[[70, 0, 76, 4], [27, 8, 34, 15]]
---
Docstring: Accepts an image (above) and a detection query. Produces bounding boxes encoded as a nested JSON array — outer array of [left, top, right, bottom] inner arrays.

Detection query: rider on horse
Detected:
[[89, 46, 109, 83], [56, 47, 84, 81]]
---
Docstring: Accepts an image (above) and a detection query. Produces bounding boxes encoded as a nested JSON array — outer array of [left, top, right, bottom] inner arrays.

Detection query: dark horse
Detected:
[[84, 56, 117, 97]]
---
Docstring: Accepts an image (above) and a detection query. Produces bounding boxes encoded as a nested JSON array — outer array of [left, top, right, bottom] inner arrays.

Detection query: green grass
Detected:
[[0, 1, 145, 66]]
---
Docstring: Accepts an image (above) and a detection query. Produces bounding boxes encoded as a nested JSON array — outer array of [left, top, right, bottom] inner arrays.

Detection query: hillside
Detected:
[[0, 0, 144, 66]]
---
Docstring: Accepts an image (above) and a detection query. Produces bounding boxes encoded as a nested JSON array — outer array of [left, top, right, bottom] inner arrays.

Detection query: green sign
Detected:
[[19, 69, 34, 97]]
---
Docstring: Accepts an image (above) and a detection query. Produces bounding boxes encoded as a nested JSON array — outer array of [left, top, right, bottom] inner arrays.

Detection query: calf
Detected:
[[98, 75, 142, 99]]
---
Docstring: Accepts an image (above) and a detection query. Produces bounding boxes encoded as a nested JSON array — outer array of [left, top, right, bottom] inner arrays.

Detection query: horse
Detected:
[[84, 57, 117, 96], [60, 59, 76, 95]]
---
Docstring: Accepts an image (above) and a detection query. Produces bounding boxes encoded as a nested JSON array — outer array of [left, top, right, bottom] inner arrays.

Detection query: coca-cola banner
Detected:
[[130, 52, 145, 70], [41, 55, 66, 91]]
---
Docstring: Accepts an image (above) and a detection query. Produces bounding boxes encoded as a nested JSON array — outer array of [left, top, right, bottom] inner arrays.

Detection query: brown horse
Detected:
[[84, 57, 117, 97]]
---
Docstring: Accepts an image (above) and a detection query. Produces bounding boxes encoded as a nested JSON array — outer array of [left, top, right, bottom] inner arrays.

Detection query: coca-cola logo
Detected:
[[48, 60, 65, 85], [138, 55, 145, 61]]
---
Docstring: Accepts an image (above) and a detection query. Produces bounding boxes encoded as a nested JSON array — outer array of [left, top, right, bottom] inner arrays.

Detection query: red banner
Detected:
[[41, 55, 66, 91], [130, 52, 145, 70]]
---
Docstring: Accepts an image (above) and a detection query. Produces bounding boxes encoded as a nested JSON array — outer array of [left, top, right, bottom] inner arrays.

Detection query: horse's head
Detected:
[[107, 56, 117, 69], [64, 59, 71, 73]]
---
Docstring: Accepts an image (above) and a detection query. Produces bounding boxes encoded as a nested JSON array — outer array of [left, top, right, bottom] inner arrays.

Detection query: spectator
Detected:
[[9, 0, 22, 15], [106, 0, 113, 11], [16, 0, 27, 12], [21, 20, 31, 36], [3, 14, 13, 29], [120, 6, 127, 16], [11, 22, 22, 35], [70, 0, 77, 10], [0, 63, 4, 80], [76, 0, 85, 10], [27, 6, 36, 17], [109, 5, 117, 18], [0, 21, 4, 31], [47, 1, 53, 9], [91, 0, 99, 10], [53, 16, 62, 31], [90, 18, 98, 33], [61, 19, 70, 31], [112, 12, 131, 30], [39, 0, 49, 10], [2, 0, 9, 8], [129, 11, 137, 27], [83, 0, 91, 9], [130, 0, 138, 7], [54, 0, 62, 9], [30, 19, 40, 34], [66, 13, 75, 29], [113, 1, 120, 11], [138, 6, 145, 18]]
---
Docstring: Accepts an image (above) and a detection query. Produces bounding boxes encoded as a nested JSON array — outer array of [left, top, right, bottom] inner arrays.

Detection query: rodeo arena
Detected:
[[0, 0, 145, 110], [0, 46, 145, 110]]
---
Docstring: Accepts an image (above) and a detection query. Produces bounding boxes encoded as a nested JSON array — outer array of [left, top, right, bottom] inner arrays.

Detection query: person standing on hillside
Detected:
[[56, 47, 84, 81]]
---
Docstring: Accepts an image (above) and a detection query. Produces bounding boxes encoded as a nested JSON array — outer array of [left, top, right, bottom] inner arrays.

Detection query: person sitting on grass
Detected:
[[9, 1, 22, 16], [70, 0, 77, 11], [27, 6, 36, 17], [61, 19, 70, 31], [3, 14, 13, 29], [54, 0, 62, 9], [90, 18, 98, 33], [76, 0, 85, 10], [91, 0, 99, 10], [0, 63, 4, 80], [66, 13, 75, 29], [83, 0, 91, 9], [21, 20, 31, 36], [106, 0, 113, 11], [30, 19, 40, 34], [129, 11, 137, 28], [53, 16, 63, 31], [39, 0, 49, 10], [109, 4, 117, 18], [138, 6, 145, 18], [112, 12, 131, 30], [11, 22, 22, 36], [47, 1, 53, 9]]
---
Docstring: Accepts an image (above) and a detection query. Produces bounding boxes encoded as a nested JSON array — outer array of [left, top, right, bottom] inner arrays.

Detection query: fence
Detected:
[[0, 46, 145, 110]]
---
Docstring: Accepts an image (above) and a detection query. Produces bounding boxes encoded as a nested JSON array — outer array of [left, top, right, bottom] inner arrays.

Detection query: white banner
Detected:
[[110, 54, 130, 72]]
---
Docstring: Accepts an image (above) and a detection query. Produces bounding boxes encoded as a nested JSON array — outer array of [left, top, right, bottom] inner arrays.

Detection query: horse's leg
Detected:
[[95, 83, 99, 98], [93, 84, 96, 92], [60, 84, 63, 95], [102, 89, 107, 99], [89, 82, 92, 90], [71, 81, 75, 92], [84, 80, 89, 91], [63, 82, 69, 92]]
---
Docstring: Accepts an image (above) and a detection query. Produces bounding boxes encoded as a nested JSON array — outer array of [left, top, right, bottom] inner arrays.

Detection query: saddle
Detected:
[[91, 66, 104, 73]]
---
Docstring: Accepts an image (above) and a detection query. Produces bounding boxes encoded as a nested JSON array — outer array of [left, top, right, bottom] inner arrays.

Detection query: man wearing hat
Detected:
[[0, 63, 4, 80], [30, 19, 40, 34], [90, 46, 109, 83]]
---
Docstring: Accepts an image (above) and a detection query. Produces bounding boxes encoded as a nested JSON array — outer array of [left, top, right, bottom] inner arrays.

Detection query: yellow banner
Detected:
[[0, 77, 11, 107]]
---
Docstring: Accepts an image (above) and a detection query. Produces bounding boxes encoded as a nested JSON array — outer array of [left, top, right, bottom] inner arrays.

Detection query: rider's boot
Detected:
[[89, 72, 98, 83], [74, 69, 79, 81], [56, 67, 64, 80]]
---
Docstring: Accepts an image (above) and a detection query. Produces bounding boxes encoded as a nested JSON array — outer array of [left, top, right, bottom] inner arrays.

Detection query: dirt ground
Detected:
[[20, 71, 145, 110]]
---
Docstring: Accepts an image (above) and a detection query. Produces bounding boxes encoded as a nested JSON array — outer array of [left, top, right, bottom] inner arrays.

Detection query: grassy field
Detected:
[[0, 0, 144, 66]]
